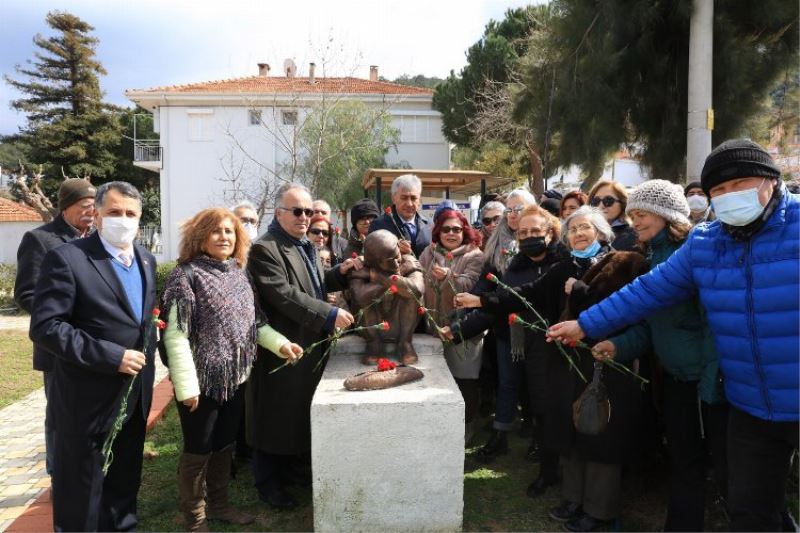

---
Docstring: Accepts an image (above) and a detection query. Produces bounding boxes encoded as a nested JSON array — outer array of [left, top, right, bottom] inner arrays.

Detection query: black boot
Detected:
[[474, 430, 508, 463]]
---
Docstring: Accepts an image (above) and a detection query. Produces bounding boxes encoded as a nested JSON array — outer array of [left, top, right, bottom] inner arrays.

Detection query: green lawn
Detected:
[[0, 329, 40, 408], [139, 406, 755, 532]]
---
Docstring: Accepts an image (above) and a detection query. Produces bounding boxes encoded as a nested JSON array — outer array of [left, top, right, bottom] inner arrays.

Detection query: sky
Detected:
[[0, 0, 536, 135]]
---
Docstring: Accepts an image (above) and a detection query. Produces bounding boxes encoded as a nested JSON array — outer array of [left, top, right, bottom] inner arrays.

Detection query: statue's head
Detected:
[[364, 230, 401, 274]]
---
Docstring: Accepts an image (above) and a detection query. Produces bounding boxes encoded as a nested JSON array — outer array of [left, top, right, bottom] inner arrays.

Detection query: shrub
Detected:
[[0, 264, 18, 312], [156, 261, 177, 300]]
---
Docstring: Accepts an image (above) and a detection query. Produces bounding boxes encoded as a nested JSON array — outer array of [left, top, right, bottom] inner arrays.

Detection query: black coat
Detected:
[[28, 232, 157, 434], [246, 230, 347, 455], [14, 214, 85, 371], [368, 205, 431, 257], [482, 248, 645, 464]]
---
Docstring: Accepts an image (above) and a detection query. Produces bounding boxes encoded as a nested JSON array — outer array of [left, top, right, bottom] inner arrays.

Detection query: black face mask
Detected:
[[519, 236, 548, 257]]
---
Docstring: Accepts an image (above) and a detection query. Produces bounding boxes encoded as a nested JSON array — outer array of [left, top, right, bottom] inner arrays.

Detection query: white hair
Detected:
[[274, 182, 311, 209], [230, 200, 257, 213], [506, 187, 537, 205], [481, 201, 505, 213], [391, 174, 422, 195], [561, 205, 614, 247], [312, 199, 332, 211]]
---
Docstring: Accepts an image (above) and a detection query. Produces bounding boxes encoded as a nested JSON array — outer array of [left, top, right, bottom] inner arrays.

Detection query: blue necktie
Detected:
[[405, 222, 417, 242]]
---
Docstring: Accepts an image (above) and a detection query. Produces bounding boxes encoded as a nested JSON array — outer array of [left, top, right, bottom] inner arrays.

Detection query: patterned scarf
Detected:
[[160, 255, 257, 403]]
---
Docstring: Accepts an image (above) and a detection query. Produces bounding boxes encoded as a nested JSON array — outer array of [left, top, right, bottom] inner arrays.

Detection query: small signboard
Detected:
[[421, 203, 471, 210]]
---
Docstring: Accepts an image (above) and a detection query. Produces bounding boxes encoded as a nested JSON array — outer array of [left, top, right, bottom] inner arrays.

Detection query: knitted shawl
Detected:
[[160, 255, 257, 403]]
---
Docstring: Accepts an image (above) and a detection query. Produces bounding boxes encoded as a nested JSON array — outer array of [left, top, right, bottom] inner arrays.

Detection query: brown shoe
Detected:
[[206, 445, 255, 525], [178, 452, 211, 532]]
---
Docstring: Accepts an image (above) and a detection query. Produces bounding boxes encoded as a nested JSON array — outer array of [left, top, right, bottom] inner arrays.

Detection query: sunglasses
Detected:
[[504, 206, 525, 214], [308, 228, 330, 237], [440, 226, 463, 234], [482, 215, 501, 226], [278, 206, 314, 217], [590, 196, 620, 208]]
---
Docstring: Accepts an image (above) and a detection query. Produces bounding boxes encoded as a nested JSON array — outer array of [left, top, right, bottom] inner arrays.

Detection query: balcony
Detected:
[[133, 140, 162, 172]]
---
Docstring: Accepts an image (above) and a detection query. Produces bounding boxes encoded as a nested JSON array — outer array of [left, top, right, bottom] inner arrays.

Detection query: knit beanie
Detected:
[[58, 178, 96, 211], [540, 198, 561, 217], [350, 198, 379, 226], [683, 181, 703, 196], [626, 179, 690, 226], [700, 139, 781, 195]]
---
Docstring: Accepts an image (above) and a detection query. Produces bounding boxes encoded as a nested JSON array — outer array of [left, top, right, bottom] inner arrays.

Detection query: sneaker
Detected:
[[549, 501, 582, 522]]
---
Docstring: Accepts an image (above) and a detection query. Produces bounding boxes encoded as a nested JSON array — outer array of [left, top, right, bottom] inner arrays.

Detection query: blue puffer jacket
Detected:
[[578, 189, 799, 422]]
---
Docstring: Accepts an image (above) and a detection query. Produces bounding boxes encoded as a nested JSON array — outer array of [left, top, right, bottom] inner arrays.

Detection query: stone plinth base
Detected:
[[311, 334, 464, 533]]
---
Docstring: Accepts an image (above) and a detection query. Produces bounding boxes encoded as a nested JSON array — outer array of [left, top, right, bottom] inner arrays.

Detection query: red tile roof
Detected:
[[131, 76, 433, 96], [0, 197, 44, 222]]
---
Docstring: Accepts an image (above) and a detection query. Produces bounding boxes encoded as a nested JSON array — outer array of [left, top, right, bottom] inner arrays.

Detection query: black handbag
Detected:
[[572, 362, 611, 435]]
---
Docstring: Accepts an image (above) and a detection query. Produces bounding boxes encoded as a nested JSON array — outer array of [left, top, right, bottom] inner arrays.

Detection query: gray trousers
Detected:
[[560, 452, 621, 520]]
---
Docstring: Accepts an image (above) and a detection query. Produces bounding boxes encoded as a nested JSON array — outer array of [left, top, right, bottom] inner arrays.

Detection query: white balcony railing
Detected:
[[133, 140, 162, 166]]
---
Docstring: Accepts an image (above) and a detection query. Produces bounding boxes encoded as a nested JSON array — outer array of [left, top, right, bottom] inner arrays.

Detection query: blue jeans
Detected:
[[493, 337, 523, 431]]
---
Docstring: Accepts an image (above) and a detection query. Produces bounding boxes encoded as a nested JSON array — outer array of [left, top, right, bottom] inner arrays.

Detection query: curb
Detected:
[[5, 377, 174, 533]]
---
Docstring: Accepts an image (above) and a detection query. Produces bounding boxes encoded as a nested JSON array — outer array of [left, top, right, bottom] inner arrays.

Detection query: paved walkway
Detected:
[[0, 314, 171, 533]]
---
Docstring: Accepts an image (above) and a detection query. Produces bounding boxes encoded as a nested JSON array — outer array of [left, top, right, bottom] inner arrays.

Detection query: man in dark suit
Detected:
[[29, 181, 157, 532], [367, 173, 431, 257], [247, 183, 358, 510], [14, 177, 96, 475]]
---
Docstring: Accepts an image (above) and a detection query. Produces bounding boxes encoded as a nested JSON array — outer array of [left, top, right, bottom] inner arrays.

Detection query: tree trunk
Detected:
[[526, 140, 544, 198], [13, 164, 57, 222]]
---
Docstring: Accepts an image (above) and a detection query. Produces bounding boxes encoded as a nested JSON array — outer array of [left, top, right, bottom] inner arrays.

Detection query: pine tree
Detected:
[[4, 11, 121, 182]]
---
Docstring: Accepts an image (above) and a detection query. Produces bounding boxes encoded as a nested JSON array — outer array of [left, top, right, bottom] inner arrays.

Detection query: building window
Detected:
[[248, 110, 262, 125], [187, 109, 214, 142], [282, 110, 298, 126]]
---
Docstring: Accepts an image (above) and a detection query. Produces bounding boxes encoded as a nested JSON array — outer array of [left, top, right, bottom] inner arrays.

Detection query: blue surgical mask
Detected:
[[571, 240, 601, 259], [711, 179, 767, 227]]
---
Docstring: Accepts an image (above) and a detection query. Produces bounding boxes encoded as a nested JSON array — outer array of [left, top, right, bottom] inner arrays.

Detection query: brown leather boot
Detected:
[[206, 445, 255, 525], [178, 452, 211, 532]]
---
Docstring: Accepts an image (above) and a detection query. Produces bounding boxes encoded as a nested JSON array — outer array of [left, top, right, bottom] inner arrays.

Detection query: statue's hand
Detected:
[[398, 240, 412, 255]]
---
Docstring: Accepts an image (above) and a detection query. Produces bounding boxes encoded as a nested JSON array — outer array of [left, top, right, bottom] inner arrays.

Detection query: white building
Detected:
[[0, 197, 43, 265], [126, 64, 450, 260]]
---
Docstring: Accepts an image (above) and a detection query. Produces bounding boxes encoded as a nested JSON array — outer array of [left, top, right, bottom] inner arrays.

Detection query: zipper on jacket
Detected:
[[743, 240, 773, 419]]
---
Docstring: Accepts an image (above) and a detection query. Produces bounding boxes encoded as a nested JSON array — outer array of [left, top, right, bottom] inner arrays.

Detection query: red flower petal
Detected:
[[417, 306, 426, 315], [384, 206, 392, 214], [157, 320, 167, 330], [389, 285, 399, 294], [152, 308, 161, 317], [381, 321, 390, 331], [377, 358, 397, 371], [508, 313, 519, 326], [485, 273, 497, 283], [445, 252, 454, 260]]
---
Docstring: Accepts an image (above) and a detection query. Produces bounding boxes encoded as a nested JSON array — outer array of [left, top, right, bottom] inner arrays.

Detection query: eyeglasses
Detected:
[[590, 196, 620, 208], [313, 209, 329, 216], [504, 206, 525, 214], [440, 226, 463, 235], [308, 228, 330, 237], [481, 215, 501, 226], [278, 206, 314, 218], [567, 223, 595, 234], [239, 217, 258, 225]]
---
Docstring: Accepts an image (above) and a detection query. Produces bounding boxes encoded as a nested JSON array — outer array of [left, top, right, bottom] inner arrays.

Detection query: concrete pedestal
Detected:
[[311, 334, 464, 532]]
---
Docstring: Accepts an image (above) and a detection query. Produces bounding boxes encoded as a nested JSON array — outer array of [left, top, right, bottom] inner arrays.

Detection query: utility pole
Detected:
[[686, 0, 714, 181]]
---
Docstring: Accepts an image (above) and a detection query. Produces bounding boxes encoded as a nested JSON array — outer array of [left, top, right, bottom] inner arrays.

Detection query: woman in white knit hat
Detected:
[[590, 179, 729, 532]]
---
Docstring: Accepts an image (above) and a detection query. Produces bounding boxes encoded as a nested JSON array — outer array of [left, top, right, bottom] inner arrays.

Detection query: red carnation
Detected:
[[389, 285, 399, 294], [377, 358, 397, 371], [445, 251, 454, 261], [152, 308, 161, 317], [417, 306, 426, 315], [391, 274, 399, 281], [385, 206, 392, 214], [508, 313, 519, 326], [334, 227, 341, 235], [381, 321, 390, 331], [485, 273, 498, 283], [501, 248, 508, 255], [157, 320, 167, 330]]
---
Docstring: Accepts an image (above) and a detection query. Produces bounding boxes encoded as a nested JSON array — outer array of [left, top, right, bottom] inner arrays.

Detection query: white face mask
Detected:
[[687, 195, 708, 212], [100, 216, 139, 248], [243, 223, 258, 241], [711, 179, 768, 227]]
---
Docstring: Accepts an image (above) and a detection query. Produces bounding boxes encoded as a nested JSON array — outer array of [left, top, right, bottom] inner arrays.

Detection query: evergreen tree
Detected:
[[513, 0, 799, 183], [4, 11, 121, 183]]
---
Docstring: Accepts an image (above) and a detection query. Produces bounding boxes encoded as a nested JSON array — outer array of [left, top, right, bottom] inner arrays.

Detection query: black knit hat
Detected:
[[350, 198, 379, 226], [542, 189, 563, 200], [58, 178, 96, 210], [700, 139, 781, 195], [540, 198, 561, 217], [683, 181, 703, 196]]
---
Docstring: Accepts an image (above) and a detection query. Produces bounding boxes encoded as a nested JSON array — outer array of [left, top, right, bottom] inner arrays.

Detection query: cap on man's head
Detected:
[[683, 181, 703, 196], [700, 139, 781, 195], [58, 178, 96, 211]]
